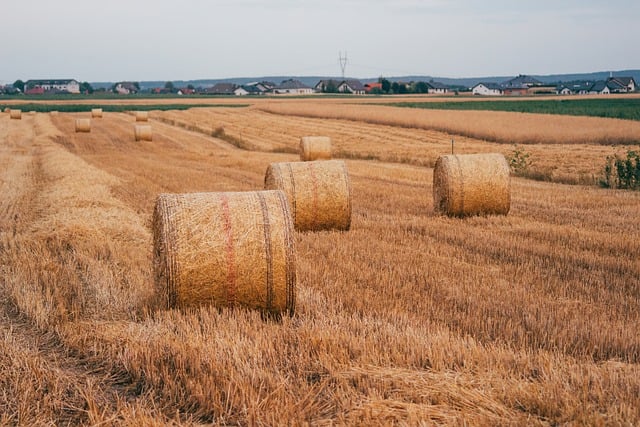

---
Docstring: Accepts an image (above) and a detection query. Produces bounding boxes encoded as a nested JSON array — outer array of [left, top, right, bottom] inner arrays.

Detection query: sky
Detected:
[[1, 0, 639, 83]]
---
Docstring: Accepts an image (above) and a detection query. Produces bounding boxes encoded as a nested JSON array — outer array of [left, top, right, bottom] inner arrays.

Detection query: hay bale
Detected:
[[153, 190, 296, 315], [135, 111, 149, 122], [4, 108, 11, 113], [264, 160, 351, 231], [50, 111, 58, 116], [433, 153, 510, 217], [300, 136, 332, 161], [75, 118, 91, 133], [91, 108, 103, 118], [134, 125, 152, 141], [10, 109, 21, 120]]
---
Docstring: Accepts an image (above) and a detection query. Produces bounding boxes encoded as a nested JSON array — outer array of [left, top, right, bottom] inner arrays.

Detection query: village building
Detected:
[[273, 79, 314, 95], [471, 82, 504, 96], [114, 82, 139, 95], [24, 79, 80, 94]]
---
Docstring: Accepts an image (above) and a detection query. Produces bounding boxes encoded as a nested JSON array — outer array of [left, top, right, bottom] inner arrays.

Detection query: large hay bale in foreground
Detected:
[[300, 136, 332, 161], [135, 111, 149, 122], [10, 109, 22, 120], [433, 153, 510, 217], [153, 190, 296, 315], [134, 125, 152, 141], [75, 118, 91, 133], [91, 108, 103, 118], [264, 160, 351, 231]]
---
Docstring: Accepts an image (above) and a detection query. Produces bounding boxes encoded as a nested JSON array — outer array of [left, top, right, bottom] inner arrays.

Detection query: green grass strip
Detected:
[[0, 103, 247, 113]]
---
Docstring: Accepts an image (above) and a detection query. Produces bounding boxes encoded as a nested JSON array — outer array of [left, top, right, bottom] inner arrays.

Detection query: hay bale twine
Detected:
[[153, 190, 296, 315], [10, 109, 22, 120], [264, 160, 351, 232], [433, 153, 510, 217], [300, 136, 332, 161], [134, 124, 152, 141], [135, 111, 149, 122], [91, 108, 103, 118], [75, 118, 91, 133]]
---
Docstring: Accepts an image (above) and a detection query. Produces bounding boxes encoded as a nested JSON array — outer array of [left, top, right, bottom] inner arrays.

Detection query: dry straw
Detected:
[[135, 111, 149, 122], [300, 136, 332, 161], [50, 111, 59, 115], [153, 190, 296, 316], [433, 153, 510, 217], [264, 159, 351, 231], [10, 109, 22, 120], [75, 118, 91, 133], [91, 108, 103, 118], [134, 125, 152, 141]]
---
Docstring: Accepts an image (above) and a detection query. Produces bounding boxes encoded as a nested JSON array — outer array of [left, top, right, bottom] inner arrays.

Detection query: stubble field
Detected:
[[0, 100, 639, 425]]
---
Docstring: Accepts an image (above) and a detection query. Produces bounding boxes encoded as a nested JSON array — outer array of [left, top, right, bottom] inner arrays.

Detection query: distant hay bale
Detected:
[[75, 118, 91, 133], [10, 109, 21, 120], [91, 108, 103, 118], [28, 111, 36, 114], [433, 153, 510, 217], [264, 160, 351, 231], [300, 136, 332, 161], [153, 190, 296, 316], [135, 111, 149, 122], [50, 111, 58, 115], [3, 108, 9, 113], [134, 125, 152, 141]]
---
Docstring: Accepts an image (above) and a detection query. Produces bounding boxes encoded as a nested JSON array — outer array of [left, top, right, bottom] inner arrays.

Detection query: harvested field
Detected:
[[0, 103, 639, 425]]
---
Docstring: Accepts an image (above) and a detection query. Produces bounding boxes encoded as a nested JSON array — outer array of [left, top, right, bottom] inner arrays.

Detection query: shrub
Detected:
[[508, 145, 532, 175], [600, 150, 640, 190]]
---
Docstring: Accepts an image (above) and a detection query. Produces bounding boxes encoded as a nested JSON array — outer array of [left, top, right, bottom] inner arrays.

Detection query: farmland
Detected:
[[0, 99, 639, 425]]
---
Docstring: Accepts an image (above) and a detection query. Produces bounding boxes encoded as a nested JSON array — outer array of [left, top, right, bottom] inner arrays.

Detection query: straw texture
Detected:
[[300, 136, 332, 161], [135, 111, 149, 122], [75, 119, 91, 133], [264, 160, 351, 232], [134, 125, 152, 141], [153, 190, 296, 316], [9, 109, 21, 120], [91, 108, 103, 118], [433, 153, 510, 217]]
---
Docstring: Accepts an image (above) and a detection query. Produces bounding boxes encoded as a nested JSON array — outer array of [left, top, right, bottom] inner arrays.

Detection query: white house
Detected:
[[472, 83, 503, 96], [233, 86, 249, 96], [274, 79, 314, 95], [426, 81, 450, 94], [337, 80, 366, 94], [114, 82, 139, 95], [25, 79, 80, 94]]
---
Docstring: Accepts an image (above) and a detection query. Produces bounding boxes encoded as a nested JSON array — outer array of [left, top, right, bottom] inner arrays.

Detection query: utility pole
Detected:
[[338, 51, 348, 79]]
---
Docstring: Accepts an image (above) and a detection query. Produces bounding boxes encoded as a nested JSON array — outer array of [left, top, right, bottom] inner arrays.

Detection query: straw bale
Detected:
[[75, 118, 91, 133], [153, 190, 296, 316], [433, 153, 510, 217], [3, 108, 9, 113], [300, 136, 332, 161], [264, 160, 351, 231], [50, 111, 58, 115], [135, 111, 149, 122], [9, 109, 21, 119], [134, 125, 152, 141], [91, 108, 103, 118]]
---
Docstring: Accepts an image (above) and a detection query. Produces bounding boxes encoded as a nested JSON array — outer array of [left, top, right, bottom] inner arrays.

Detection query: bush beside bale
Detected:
[[300, 136, 332, 161], [153, 190, 296, 316], [433, 153, 511, 217], [264, 160, 351, 232]]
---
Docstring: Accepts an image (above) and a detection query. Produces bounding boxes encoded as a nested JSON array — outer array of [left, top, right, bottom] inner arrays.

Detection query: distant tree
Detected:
[[391, 82, 400, 94], [414, 81, 430, 94], [13, 80, 25, 92], [379, 77, 391, 94], [323, 80, 338, 93], [133, 82, 141, 90], [370, 87, 383, 95], [164, 81, 175, 92], [80, 82, 94, 94], [187, 84, 195, 90]]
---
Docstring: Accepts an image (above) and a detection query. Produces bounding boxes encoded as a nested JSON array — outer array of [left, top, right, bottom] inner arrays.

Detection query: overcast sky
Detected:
[[1, 0, 638, 83]]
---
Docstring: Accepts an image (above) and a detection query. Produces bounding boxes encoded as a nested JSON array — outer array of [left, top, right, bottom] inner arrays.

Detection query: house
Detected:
[[556, 85, 572, 95], [589, 81, 610, 95], [114, 82, 139, 95], [472, 83, 503, 96], [364, 82, 382, 93], [24, 79, 80, 94], [315, 79, 340, 93], [608, 76, 636, 92], [177, 87, 196, 95], [503, 85, 528, 96], [233, 86, 249, 96], [24, 86, 45, 95], [238, 85, 263, 95], [273, 79, 314, 95], [207, 83, 238, 95], [337, 80, 366, 95], [503, 74, 542, 88], [426, 81, 450, 94]]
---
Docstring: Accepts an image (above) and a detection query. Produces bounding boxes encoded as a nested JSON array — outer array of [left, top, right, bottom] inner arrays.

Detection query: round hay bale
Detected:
[[264, 160, 351, 232], [134, 124, 152, 141], [300, 136, 332, 161], [75, 118, 91, 133], [50, 111, 58, 116], [135, 111, 149, 122], [153, 190, 296, 316], [10, 109, 22, 120], [433, 153, 510, 217], [4, 108, 11, 113], [91, 108, 103, 118]]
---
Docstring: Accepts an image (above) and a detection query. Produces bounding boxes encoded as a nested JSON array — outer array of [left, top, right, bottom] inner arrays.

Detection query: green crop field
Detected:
[[388, 98, 640, 121], [0, 103, 247, 113]]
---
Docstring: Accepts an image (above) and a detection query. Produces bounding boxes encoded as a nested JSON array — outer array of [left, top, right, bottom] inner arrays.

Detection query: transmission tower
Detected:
[[338, 51, 348, 79]]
